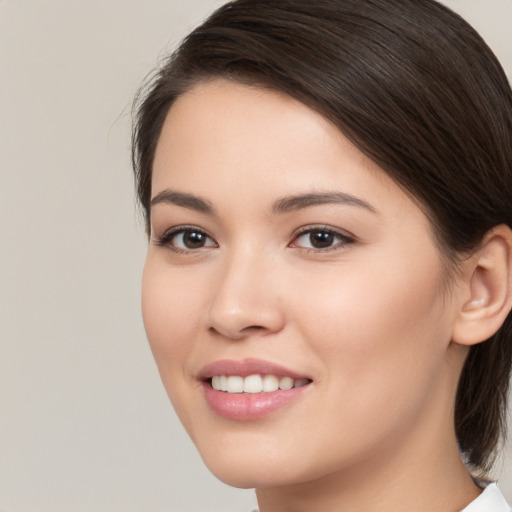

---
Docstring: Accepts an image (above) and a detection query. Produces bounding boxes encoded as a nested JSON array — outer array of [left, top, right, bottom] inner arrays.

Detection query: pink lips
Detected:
[[199, 359, 311, 421]]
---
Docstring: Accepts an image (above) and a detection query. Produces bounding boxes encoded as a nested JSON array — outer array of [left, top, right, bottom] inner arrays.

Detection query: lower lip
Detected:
[[203, 383, 309, 421]]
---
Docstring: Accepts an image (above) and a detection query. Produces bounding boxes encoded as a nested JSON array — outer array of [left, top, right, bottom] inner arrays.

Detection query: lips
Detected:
[[198, 359, 312, 421]]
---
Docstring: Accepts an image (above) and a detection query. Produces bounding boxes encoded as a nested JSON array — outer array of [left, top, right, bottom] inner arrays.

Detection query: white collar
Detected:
[[460, 483, 510, 512]]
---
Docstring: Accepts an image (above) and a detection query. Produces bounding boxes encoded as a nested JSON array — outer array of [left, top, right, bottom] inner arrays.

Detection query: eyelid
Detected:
[[153, 225, 218, 252], [289, 224, 356, 251]]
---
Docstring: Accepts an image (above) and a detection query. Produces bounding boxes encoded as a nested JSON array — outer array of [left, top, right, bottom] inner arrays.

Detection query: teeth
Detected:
[[279, 376, 294, 390], [243, 374, 262, 393], [294, 378, 309, 388], [210, 374, 310, 394], [262, 374, 279, 392], [227, 376, 244, 393]]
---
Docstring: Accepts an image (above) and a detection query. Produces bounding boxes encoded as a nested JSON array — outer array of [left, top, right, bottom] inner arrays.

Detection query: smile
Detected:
[[211, 374, 310, 394], [199, 359, 312, 420]]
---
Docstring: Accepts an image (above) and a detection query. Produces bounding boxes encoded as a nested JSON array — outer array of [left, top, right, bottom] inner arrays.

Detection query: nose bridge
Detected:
[[207, 243, 284, 339]]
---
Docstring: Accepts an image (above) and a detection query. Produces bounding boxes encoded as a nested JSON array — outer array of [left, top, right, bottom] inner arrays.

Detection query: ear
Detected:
[[452, 224, 512, 346]]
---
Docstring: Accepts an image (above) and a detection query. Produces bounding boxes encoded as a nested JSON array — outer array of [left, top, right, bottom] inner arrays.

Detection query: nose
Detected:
[[207, 250, 286, 340]]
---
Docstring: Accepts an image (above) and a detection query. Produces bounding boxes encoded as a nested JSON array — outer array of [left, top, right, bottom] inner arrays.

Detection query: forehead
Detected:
[[152, 79, 426, 226], [154, 79, 342, 172], [155, 81, 383, 186]]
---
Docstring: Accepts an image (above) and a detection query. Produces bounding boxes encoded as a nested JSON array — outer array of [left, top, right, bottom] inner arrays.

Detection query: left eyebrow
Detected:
[[272, 192, 378, 215], [150, 189, 214, 214]]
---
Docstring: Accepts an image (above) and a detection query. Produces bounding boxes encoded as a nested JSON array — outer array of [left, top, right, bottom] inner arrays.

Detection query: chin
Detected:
[[194, 434, 326, 490], [208, 467, 264, 489], [194, 440, 280, 488], [203, 458, 304, 489]]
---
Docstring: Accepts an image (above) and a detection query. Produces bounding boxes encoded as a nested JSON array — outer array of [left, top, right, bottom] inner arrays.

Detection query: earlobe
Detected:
[[452, 225, 512, 346]]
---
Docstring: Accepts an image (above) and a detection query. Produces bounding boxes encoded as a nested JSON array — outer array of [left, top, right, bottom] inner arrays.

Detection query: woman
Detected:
[[132, 0, 512, 510]]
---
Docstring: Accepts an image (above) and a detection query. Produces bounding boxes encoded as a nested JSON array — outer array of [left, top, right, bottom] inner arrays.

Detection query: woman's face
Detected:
[[142, 79, 464, 488]]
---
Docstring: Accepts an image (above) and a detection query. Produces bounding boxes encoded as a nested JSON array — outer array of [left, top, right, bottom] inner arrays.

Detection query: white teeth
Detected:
[[262, 374, 279, 392], [227, 376, 244, 393], [210, 374, 310, 394], [278, 376, 294, 390], [243, 374, 263, 393], [211, 376, 221, 390]]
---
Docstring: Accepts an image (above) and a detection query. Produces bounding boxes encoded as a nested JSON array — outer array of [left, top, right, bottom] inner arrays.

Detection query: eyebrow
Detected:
[[272, 192, 377, 215], [150, 189, 377, 216], [150, 189, 214, 214]]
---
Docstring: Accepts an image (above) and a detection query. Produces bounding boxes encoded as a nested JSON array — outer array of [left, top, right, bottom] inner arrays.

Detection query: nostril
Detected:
[[208, 324, 267, 340], [242, 325, 266, 333]]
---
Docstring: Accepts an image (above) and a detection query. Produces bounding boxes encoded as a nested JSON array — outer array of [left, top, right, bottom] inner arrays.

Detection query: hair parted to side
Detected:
[[132, 0, 512, 473]]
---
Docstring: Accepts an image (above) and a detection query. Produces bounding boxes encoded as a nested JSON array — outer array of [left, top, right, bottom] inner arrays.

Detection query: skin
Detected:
[[142, 79, 483, 511]]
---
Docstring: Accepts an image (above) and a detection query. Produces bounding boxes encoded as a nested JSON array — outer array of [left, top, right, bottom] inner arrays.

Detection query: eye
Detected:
[[155, 227, 217, 252], [291, 227, 354, 251]]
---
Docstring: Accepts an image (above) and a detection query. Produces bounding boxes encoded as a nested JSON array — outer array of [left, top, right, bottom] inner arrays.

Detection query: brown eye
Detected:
[[309, 230, 335, 249], [291, 227, 354, 251], [181, 231, 209, 249], [157, 228, 217, 251]]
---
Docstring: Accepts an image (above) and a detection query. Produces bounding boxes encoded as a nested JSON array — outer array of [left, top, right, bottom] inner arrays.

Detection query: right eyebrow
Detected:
[[150, 189, 214, 214], [272, 191, 378, 215]]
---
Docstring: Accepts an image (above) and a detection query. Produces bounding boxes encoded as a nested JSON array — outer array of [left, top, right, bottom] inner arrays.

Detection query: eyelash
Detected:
[[290, 225, 356, 252], [154, 225, 217, 253], [154, 225, 356, 254]]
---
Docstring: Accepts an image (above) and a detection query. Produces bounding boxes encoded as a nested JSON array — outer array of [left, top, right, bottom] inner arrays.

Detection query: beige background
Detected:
[[0, 1, 511, 511]]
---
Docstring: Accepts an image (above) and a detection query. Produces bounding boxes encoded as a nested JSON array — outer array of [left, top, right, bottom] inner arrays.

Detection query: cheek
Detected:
[[274, 255, 452, 471], [291, 250, 449, 389], [141, 255, 212, 438], [141, 255, 203, 375]]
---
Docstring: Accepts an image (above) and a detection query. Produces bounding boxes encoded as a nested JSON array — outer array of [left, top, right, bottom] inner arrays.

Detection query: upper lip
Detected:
[[198, 358, 311, 381]]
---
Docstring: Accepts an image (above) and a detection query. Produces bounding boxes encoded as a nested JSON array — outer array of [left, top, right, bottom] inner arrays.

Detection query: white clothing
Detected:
[[461, 483, 510, 512]]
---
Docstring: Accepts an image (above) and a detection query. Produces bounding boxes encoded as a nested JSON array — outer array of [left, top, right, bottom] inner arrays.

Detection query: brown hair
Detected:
[[132, 0, 512, 472]]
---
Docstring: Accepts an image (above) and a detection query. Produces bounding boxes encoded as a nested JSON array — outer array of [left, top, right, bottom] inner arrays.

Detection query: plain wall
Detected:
[[0, 1, 510, 511]]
